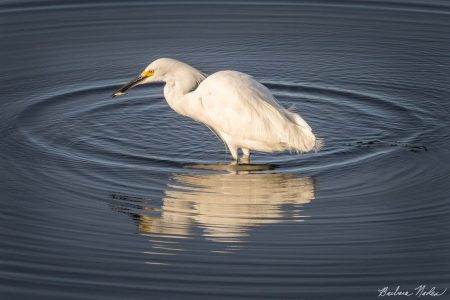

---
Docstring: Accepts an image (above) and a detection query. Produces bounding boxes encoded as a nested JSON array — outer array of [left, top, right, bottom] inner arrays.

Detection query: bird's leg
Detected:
[[240, 148, 251, 164], [228, 145, 239, 165]]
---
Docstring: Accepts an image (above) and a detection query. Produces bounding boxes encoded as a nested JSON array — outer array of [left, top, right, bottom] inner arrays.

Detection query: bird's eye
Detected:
[[141, 69, 154, 77]]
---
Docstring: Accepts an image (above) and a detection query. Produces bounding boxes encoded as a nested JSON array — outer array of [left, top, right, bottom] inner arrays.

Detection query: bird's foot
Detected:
[[239, 156, 250, 164], [229, 160, 239, 166]]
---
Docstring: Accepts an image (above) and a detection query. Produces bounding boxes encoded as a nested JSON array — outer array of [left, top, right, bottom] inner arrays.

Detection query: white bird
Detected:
[[113, 58, 322, 163]]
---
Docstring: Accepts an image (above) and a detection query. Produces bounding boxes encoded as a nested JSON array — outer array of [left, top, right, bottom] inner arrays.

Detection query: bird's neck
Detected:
[[163, 82, 193, 117], [163, 72, 205, 119]]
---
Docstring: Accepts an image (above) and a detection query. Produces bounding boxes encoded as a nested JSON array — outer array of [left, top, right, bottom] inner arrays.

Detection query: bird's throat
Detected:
[[163, 82, 192, 117]]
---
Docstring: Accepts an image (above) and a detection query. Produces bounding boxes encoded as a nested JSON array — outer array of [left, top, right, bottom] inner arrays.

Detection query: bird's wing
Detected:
[[195, 71, 305, 145]]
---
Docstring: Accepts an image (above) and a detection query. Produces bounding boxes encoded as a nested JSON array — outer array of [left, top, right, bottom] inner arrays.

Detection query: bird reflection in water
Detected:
[[112, 168, 316, 249]]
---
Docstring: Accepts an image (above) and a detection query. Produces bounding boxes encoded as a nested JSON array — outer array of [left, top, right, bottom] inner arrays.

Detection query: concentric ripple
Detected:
[[10, 77, 443, 245], [15, 80, 430, 173]]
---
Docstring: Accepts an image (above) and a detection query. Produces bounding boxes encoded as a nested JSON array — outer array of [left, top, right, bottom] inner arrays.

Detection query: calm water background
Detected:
[[1, 0, 450, 299]]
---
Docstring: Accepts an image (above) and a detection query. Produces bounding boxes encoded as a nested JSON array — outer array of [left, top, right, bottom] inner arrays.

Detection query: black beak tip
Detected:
[[112, 75, 143, 99]]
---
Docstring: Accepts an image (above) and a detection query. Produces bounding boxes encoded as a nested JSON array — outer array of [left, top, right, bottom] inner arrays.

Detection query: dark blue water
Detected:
[[1, 1, 450, 299]]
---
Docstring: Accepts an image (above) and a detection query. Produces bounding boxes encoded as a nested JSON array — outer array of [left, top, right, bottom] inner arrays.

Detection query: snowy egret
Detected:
[[113, 58, 322, 163]]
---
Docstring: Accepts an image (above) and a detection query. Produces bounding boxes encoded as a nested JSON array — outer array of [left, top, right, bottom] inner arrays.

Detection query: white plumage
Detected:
[[113, 58, 322, 162]]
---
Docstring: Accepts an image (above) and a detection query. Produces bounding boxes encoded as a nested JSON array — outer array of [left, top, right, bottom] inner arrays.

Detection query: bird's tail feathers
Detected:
[[284, 123, 324, 153], [281, 109, 323, 153], [313, 138, 324, 152], [284, 110, 312, 132]]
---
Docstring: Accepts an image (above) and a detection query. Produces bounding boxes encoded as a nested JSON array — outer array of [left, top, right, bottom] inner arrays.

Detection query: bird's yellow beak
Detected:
[[112, 69, 154, 97]]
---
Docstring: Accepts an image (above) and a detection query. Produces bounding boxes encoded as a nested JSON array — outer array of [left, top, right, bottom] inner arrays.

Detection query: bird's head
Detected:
[[112, 58, 205, 97]]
